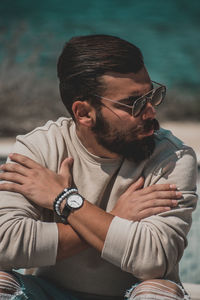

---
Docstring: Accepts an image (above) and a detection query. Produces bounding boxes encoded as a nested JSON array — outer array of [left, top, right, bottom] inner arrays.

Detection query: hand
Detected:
[[0, 153, 74, 210], [111, 177, 181, 221]]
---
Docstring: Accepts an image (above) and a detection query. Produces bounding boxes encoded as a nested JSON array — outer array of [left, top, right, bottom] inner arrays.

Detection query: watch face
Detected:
[[67, 193, 84, 209]]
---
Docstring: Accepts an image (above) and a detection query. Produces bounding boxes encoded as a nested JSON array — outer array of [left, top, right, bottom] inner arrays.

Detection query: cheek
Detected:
[[116, 112, 139, 129], [101, 106, 140, 130]]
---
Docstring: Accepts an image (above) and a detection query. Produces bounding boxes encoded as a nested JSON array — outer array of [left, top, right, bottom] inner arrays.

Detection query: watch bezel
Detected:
[[60, 192, 84, 223], [66, 192, 84, 210]]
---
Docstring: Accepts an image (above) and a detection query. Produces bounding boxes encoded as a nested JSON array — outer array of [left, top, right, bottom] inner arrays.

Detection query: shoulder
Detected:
[[13, 117, 74, 169], [153, 128, 197, 163], [145, 128, 197, 191], [17, 117, 73, 142]]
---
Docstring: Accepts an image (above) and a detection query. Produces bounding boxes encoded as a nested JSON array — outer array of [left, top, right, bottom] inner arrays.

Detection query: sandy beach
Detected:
[[0, 122, 199, 163]]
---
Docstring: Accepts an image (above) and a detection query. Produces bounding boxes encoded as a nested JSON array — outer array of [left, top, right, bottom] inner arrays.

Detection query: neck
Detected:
[[75, 125, 120, 159]]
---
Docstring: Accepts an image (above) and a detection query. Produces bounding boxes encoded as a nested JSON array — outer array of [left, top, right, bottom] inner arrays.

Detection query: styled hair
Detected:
[[57, 34, 144, 117]]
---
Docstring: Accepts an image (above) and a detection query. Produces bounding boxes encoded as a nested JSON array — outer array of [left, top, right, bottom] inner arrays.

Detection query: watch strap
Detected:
[[53, 188, 78, 217], [61, 205, 71, 224], [61, 192, 84, 224]]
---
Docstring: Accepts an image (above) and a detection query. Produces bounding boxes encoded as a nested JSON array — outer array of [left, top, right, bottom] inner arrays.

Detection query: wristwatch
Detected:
[[61, 191, 84, 223]]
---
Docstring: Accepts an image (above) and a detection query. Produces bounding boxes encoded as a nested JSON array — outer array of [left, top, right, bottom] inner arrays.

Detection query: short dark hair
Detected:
[[57, 34, 144, 117]]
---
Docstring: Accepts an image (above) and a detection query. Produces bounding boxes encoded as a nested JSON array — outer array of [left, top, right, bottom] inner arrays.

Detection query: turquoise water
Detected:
[[0, 0, 200, 90]]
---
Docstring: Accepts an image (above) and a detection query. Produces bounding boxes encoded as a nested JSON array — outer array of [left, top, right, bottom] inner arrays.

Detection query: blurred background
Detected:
[[0, 0, 199, 284], [0, 0, 200, 136]]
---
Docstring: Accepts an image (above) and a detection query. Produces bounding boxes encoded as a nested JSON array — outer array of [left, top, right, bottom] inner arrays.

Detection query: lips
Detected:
[[144, 129, 155, 136], [139, 118, 160, 137], [143, 118, 160, 132]]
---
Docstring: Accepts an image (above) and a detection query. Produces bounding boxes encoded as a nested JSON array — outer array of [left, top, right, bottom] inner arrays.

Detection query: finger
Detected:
[[9, 153, 41, 169], [141, 190, 182, 202], [59, 157, 74, 176], [140, 198, 178, 210], [146, 205, 173, 215], [0, 172, 25, 184], [125, 177, 144, 195], [138, 206, 172, 220], [0, 163, 29, 176], [0, 182, 23, 193], [136, 183, 178, 196]]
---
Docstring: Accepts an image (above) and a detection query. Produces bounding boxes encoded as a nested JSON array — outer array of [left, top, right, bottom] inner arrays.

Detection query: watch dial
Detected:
[[68, 194, 83, 209]]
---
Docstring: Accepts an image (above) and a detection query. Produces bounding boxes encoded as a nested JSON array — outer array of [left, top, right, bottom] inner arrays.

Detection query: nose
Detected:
[[141, 102, 156, 120]]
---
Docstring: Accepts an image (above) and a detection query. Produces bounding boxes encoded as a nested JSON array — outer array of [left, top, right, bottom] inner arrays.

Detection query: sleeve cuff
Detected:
[[101, 216, 133, 268], [34, 221, 58, 267]]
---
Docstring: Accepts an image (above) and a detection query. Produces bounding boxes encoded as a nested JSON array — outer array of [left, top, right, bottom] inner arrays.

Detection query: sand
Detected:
[[0, 122, 199, 163]]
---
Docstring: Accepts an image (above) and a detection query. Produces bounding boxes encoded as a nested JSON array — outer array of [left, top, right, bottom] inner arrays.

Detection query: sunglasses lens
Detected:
[[133, 98, 147, 117], [133, 86, 166, 116], [151, 87, 166, 106], [132, 84, 166, 117]]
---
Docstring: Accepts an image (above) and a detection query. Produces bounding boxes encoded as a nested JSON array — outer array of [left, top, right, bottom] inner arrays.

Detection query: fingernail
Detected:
[[165, 207, 171, 211], [172, 200, 178, 206], [176, 191, 182, 197], [69, 157, 74, 164], [170, 184, 176, 189]]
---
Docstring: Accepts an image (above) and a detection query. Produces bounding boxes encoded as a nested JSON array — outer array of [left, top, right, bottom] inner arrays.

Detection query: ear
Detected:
[[72, 101, 96, 127]]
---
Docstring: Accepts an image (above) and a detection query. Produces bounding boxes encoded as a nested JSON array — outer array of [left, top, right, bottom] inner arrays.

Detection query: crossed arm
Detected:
[[0, 153, 181, 262]]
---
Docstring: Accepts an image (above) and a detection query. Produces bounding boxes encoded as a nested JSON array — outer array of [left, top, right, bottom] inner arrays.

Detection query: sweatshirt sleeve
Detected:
[[0, 137, 58, 270], [101, 147, 198, 280]]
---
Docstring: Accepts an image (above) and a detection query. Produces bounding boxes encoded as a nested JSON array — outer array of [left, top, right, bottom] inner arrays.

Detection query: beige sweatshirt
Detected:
[[0, 118, 198, 299]]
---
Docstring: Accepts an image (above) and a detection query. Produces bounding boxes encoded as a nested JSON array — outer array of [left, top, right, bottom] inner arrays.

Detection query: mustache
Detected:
[[137, 118, 160, 134], [143, 118, 160, 132]]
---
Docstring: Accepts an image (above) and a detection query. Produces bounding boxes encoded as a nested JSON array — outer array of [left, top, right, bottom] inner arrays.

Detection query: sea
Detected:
[[0, 0, 200, 90], [0, 0, 200, 284]]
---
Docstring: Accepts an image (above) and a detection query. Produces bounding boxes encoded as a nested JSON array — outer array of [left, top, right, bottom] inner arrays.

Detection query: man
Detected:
[[0, 35, 197, 299]]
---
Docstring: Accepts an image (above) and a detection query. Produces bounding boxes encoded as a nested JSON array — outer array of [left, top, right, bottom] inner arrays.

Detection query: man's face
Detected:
[[91, 68, 160, 162]]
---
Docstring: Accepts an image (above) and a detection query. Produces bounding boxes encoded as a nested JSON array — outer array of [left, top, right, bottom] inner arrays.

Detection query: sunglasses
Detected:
[[94, 81, 166, 117]]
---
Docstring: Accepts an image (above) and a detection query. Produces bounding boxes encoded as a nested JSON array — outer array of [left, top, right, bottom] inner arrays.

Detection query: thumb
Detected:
[[59, 157, 74, 176]]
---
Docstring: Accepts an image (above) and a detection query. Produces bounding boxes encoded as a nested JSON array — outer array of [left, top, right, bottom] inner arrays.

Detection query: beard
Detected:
[[91, 109, 160, 163]]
